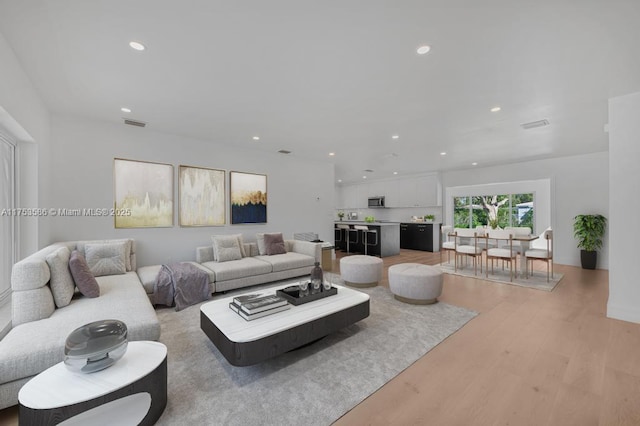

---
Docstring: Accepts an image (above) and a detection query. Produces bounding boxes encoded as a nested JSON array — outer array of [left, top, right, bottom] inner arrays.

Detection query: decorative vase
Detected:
[[310, 261, 323, 294]]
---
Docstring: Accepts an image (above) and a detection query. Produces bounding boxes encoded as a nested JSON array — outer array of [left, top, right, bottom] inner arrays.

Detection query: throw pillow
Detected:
[[84, 242, 127, 277], [264, 233, 286, 255], [211, 234, 246, 260], [256, 233, 266, 255], [212, 235, 243, 262], [76, 239, 133, 271], [69, 250, 100, 298], [45, 246, 75, 308]]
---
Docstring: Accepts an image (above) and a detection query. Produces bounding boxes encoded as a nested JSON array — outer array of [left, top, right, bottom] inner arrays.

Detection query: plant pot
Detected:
[[580, 250, 597, 270]]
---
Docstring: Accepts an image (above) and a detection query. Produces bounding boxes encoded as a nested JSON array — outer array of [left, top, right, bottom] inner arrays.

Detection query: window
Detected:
[[0, 134, 15, 304], [453, 193, 535, 232]]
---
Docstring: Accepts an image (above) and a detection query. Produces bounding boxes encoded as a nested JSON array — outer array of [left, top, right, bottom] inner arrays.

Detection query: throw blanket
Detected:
[[154, 263, 210, 311]]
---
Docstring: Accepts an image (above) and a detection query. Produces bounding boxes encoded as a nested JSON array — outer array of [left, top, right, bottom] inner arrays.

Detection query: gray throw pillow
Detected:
[[69, 250, 100, 298], [84, 242, 127, 277], [264, 233, 286, 255], [45, 246, 75, 308], [76, 239, 133, 271], [212, 235, 242, 262]]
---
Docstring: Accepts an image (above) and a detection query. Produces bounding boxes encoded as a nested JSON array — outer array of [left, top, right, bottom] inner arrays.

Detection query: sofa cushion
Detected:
[[0, 271, 160, 385], [264, 233, 286, 255], [212, 235, 243, 262], [201, 257, 272, 282], [256, 233, 267, 255], [255, 252, 315, 273], [69, 250, 100, 298], [84, 242, 127, 277], [45, 246, 75, 308]]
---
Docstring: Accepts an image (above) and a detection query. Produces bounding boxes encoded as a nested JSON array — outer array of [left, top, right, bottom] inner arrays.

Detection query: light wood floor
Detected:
[[1, 249, 637, 425]]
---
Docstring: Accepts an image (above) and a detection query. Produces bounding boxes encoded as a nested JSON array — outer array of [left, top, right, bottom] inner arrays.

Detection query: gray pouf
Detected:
[[340, 255, 383, 288], [388, 263, 443, 304]]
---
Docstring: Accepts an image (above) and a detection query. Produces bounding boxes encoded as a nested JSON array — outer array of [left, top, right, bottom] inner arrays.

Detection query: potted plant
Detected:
[[337, 211, 345, 221], [424, 214, 435, 222], [573, 214, 607, 269]]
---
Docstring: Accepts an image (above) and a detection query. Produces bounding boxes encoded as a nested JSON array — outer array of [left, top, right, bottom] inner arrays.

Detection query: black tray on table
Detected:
[[276, 284, 337, 306]]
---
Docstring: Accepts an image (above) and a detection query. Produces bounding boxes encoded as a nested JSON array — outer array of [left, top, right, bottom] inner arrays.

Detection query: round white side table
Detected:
[[18, 340, 167, 426]]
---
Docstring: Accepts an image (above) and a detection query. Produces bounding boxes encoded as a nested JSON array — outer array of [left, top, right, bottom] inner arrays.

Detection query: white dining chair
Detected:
[[485, 229, 518, 281], [502, 226, 531, 253], [525, 229, 553, 282], [454, 228, 484, 275], [440, 225, 454, 265]]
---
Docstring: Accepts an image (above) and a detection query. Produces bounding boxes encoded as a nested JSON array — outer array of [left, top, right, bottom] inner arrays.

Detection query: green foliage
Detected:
[[337, 211, 345, 218], [424, 214, 435, 221], [573, 214, 607, 251], [364, 216, 375, 223], [488, 218, 499, 229]]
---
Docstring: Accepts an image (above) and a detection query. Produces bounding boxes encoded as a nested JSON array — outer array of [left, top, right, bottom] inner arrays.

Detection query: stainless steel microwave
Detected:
[[368, 196, 385, 208]]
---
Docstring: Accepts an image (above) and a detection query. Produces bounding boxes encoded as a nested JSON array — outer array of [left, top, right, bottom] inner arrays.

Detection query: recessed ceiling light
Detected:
[[393, 171, 398, 175], [363, 176, 367, 179], [129, 41, 145, 51], [392, 135, 399, 140], [329, 152, 335, 156], [338, 179, 342, 183], [472, 162, 478, 166], [252, 136, 260, 140], [440, 152, 447, 156], [416, 45, 431, 55], [490, 106, 501, 112], [120, 107, 131, 113]]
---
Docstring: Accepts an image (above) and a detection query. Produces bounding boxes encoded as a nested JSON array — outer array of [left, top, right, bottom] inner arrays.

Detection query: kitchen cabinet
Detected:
[[400, 223, 441, 252]]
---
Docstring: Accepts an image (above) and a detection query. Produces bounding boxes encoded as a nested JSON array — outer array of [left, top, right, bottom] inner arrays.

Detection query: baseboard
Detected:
[[607, 302, 640, 324]]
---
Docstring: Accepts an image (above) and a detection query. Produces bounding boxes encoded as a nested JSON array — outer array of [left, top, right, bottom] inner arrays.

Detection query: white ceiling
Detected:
[[1, 0, 639, 184]]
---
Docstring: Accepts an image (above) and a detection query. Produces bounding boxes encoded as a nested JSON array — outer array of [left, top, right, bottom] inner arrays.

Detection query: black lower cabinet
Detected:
[[400, 223, 438, 252]]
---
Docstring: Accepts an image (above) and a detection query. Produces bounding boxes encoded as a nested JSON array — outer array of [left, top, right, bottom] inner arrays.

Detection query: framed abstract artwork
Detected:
[[178, 165, 226, 226], [113, 158, 174, 228], [230, 171, 267, 224]]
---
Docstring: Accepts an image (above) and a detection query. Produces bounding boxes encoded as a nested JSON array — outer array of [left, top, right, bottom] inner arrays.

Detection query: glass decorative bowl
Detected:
[[64, 319, 128, 373]]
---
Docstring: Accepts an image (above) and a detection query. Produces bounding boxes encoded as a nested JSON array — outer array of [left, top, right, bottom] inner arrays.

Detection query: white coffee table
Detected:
[[18, 341, 167, 426], [200, 283, 370, 366]]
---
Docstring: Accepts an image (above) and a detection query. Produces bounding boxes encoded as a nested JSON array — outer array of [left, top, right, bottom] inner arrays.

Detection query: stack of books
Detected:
[[229, 293, 290, 321]]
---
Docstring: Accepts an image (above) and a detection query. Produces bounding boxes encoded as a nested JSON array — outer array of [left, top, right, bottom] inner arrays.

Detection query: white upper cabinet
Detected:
[[335, 173, 441, 209]]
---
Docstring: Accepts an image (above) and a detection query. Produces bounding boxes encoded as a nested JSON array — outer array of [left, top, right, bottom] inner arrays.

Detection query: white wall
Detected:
[[47, 115, 334, 267], [608, 91, 640, 323], [442, 151, 609, 268], [0, 30, 51, 258]]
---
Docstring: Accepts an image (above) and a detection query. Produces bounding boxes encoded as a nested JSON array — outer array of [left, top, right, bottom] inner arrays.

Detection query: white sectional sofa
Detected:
[[195, 239, 321, 293], [0, 239, 160, 410]]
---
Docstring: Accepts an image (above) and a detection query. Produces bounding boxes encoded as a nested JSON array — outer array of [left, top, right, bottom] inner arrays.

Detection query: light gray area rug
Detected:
[[437, 261, 563, 291], [155, 281, 477, 425]]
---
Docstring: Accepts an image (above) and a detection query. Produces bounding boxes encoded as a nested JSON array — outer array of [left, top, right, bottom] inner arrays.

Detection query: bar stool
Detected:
[[335, 224, 349, 252], [344, 225, 359, 253], [354, 225, 378, 256]]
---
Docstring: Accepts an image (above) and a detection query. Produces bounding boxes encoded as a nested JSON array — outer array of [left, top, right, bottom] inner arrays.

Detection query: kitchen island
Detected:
[[334, 221, 400, 257]]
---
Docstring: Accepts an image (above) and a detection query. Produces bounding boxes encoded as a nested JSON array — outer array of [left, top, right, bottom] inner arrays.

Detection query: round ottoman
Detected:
[[340, 255, 383, 288], [388, 263, 443, 305]]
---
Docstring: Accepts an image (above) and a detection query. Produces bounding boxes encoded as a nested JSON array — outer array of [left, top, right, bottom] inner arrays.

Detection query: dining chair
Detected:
[[454, 228, 484, 275], [485, 229, 518, 281], [440, 225, 455, 265], [502, 226, 532, 253], [525, 229, 553, 281]]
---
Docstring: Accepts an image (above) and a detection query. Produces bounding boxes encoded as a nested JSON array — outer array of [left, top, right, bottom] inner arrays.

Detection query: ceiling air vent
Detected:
[[123, 119, 146, 128], [278, 149, 292, 154], [364, 169, 374, 173], [520, 119, 549, 130]]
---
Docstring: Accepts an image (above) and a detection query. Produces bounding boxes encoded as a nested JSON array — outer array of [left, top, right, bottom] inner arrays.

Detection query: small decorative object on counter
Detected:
[[337, 211, 345, 221], [64, 319, 128, 373], [424, 214, 435, 222], [364, 216, 375, 223], [310, 261, 323, 294]]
